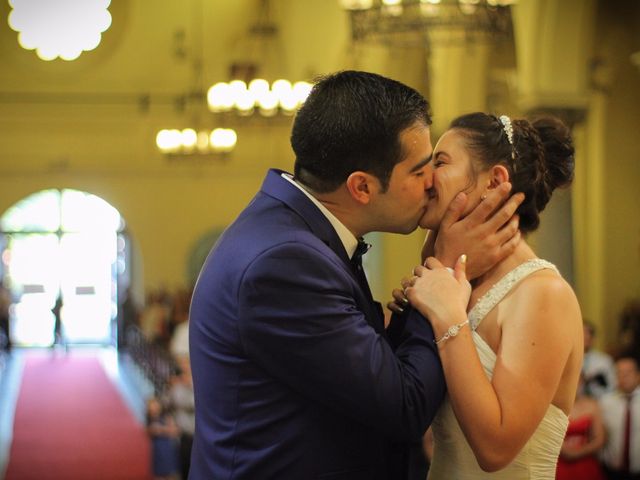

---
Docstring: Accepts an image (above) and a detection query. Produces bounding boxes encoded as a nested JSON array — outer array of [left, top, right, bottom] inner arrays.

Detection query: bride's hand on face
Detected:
[[405, 255, 472, 331], [434, 184, 524, 279]]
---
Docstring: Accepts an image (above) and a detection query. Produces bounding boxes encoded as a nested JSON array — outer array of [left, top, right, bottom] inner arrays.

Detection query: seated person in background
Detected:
[[168, 356, 195, 480], [146, 396, 180, 480]]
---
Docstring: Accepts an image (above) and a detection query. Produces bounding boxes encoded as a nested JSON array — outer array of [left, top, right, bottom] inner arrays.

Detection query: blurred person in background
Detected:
[[556, 372, 607, 480], [146, 396, 180, 480], [168, 356, 194, 480], [0, 279, 11, 352], [583, 320, 617, 398], [599, 353, 640, 480]]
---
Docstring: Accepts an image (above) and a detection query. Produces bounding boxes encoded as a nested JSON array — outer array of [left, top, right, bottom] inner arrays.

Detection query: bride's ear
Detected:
[[487, 165, 510, 189]]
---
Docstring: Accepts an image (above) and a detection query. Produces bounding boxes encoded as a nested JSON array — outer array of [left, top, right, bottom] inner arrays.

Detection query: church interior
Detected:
[[0, 0, 639, 476]]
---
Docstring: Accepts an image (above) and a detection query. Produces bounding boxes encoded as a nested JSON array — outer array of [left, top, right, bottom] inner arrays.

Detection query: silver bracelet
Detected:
[[434, 319, 469, 346]]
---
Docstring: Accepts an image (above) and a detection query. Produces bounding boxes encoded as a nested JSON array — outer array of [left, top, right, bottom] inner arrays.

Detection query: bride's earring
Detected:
[[480, 192, 487, 201]]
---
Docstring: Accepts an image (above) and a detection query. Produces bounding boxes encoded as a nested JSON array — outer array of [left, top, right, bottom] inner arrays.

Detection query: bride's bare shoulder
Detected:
[[514, 267, 577, 301], [502, 268, 581, 327]]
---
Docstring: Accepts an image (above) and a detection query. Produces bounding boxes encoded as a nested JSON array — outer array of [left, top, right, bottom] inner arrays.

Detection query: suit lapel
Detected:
[[260, 169, 385, 334], [261, 169, 348, 262]]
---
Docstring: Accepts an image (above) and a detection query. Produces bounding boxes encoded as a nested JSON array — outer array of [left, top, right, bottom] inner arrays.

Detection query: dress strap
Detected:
[[468, 258, 558, 331]]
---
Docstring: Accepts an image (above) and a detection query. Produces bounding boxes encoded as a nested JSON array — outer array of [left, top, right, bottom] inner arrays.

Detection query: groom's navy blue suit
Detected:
[[189, 169, 445, 479]]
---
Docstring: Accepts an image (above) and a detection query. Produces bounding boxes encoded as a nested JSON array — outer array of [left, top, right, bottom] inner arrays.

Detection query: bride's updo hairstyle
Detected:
[[449, 112, 575, 233]]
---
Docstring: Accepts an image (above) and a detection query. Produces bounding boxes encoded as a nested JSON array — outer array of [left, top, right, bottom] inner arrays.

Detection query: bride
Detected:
[[401, 113, 583, 479]]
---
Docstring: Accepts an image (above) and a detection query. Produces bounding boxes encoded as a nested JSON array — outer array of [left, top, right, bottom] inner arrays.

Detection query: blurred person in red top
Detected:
[[556, 372, 606, 480]]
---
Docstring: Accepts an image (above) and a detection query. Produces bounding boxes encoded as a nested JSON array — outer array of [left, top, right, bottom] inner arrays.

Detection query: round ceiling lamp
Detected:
[[8, 0, 112, 61]]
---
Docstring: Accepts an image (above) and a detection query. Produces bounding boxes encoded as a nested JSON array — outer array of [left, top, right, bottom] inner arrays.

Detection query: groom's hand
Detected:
[[433, 183, 524, 280]]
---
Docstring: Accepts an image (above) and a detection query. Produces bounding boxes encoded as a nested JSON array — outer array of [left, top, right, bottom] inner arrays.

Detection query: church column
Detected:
[[572, 93, 606, 336], [512, 0, 601, 334], [428, 40, 491, 136]]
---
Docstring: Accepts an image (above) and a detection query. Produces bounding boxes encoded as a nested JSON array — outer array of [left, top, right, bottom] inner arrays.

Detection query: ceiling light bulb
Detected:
[[9, 0, 112, 61]]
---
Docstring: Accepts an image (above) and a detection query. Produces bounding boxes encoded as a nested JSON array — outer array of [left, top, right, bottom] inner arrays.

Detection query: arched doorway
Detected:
[[0, 189, 128, 347]]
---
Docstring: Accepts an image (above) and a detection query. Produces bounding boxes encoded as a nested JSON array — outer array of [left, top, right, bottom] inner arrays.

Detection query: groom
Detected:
[[188, 70, 522, 479]]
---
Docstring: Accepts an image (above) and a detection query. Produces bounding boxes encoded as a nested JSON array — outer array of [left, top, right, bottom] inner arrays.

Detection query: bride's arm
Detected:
[[407, 258, 580, 471]]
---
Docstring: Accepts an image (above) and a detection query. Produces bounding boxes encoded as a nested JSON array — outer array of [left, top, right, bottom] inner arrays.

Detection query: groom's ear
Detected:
[[488, 165, 510, 189], [346, 172, 373, 204]]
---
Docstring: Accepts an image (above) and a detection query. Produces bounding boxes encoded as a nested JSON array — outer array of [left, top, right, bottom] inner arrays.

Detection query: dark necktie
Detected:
[[352, 238, 371, 266], [351, 238, 373, 301], [351, 239, 386, 333], [622, 394, 632, 472]]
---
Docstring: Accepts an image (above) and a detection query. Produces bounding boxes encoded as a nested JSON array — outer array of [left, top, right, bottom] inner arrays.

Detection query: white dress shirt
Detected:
[[599, 387, 640, 472], [281, 173, 358, 258], [170, 321, 189, 359], [583, 349, 617, 398]]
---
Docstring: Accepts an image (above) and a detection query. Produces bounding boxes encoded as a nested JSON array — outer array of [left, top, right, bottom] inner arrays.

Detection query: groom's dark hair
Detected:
[[291, 70, 432, 193]]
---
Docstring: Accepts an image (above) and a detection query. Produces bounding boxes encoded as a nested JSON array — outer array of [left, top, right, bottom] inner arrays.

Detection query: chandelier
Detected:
[[339, 0, 516, 47], [156, 128, 237, 156], [155, 0, 315, 157], [207, 0, 313, 117], [207, 77, 312, 117]]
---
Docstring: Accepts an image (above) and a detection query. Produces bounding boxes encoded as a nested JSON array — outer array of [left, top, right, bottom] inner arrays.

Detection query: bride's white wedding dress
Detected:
[[427, 259, 569, 479]]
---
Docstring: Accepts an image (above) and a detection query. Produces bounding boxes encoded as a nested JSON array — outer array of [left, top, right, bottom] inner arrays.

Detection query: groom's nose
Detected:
[[423, 163, 434, 190]]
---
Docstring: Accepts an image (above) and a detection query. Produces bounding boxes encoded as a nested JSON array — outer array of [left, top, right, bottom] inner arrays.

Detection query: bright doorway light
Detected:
[[1, 189, 125, 346]]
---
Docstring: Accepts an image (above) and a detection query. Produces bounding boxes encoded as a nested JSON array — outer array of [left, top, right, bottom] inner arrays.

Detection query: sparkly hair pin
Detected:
[[499, 115, 516, 160]]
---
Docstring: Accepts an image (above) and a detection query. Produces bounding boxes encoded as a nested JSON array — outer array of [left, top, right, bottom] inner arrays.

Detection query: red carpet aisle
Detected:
[[5, 354, 152, 480]]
